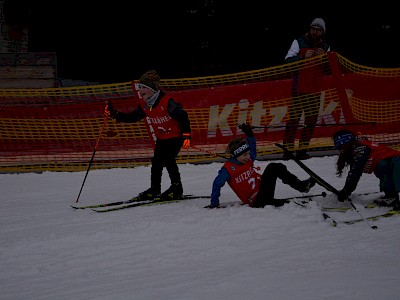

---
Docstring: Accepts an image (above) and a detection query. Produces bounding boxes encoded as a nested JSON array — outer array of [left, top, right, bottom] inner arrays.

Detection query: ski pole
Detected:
[[345, 198, 378, 229], [190, 145, 230, 160], [75, 104, 109, 203], [275, 143, 378, 230], [281, 192, 327, 201], [251, 122, 377, 129]]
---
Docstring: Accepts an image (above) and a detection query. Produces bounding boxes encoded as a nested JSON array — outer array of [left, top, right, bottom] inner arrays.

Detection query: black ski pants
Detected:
[[151, 137, 184, 191], [252, 163, 303, 208]]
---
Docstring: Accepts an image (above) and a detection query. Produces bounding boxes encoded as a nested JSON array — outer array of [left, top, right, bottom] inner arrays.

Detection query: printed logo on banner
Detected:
[[206, 93, 340, 138]]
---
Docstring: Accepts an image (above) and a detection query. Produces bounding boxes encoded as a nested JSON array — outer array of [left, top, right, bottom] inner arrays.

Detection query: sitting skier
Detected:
[[205, 123, 316, 209], [333, 129, 400, 210]]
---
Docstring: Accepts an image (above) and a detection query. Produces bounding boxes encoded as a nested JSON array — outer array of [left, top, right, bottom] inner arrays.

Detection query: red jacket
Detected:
[[286, 33, 330, 94], [114, 91, 191, 140], [139, 94, 182, 140], [359, 140, 400, 173], [224, 160, 261, 205]]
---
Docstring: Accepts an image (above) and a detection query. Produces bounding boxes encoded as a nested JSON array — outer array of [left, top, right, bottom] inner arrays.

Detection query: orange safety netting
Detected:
[[1, 52, 400, 173]]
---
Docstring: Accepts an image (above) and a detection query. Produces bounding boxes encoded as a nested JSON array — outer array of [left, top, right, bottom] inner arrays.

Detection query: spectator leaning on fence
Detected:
[[282, 18, 330, 160]]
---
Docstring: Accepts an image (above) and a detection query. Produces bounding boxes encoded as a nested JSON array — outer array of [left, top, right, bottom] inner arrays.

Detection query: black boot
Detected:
[[373, 193, 399, 207], [393, 199, 400, 211], [297, 177, 316, 193], [138, 187, 161, 200], [159, 182, 183, 200], [281, 169, 315, 193], [267, 198, 288, 207]]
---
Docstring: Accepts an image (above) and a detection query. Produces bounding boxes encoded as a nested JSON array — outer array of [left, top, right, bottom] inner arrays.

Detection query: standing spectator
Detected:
[[333, 129, 400, 210], [282, 18, 330, 160], [205, 124, 316, 209], [105, 70, 191, 200]]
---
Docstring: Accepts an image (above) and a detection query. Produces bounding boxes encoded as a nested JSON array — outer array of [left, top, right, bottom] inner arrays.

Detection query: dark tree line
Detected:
[[4, 0, 400, 83]]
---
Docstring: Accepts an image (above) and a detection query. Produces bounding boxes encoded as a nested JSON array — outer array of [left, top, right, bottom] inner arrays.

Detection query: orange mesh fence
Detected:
[[1, 52, 399, 173]]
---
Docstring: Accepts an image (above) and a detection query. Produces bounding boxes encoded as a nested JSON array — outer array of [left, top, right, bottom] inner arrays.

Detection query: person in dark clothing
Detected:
[[105, 70, 191, 200], [333, 129, 400, 210], [205, 124, 316, 209], [283, 18, 330, 160]]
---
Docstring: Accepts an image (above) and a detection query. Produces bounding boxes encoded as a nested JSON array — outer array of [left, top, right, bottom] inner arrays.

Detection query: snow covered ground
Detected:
[[1, 155, 400, 300]]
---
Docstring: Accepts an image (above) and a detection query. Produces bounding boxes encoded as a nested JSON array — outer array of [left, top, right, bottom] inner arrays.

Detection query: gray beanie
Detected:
[[310, 18, 326, 33]]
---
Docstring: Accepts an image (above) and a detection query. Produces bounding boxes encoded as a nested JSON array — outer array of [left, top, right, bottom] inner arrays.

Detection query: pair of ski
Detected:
[[296, 197, 393, 212], [71, 194, 211, 213], [72, 192, 328, 213], [322, 208, 400, 226], [294, 196, 400, 225], [275, 143, 399, 229]]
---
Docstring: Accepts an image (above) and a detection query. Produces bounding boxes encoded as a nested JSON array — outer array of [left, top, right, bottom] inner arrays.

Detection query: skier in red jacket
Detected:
[[333, 129, 400, 210], [205, 124, 316, 208], [105, 70, 191, 201]]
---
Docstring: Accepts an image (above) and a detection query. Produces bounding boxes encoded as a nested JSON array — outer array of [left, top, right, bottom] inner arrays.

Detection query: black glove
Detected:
[[204, 204, 219, 209], [238, 123, 254, 137], [337, 189, 348, 202], [104, 102, 118, 119]]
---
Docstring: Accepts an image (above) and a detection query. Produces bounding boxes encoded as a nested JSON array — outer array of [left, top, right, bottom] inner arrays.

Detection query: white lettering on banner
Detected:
[[249, 101, 267, 134], [206, 93, 338, 138], [207, 103, 236, 137], [234, 168, 254, 184], [318, 100, 339, 125], [268, 106, 287, 132]]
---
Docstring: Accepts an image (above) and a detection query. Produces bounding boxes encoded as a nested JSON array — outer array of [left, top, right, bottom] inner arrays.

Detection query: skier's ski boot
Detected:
[[373, 193, 399, 208], [138, 187, 160, 201], [299, 177, 317, 193], [159, 183, 183, 200]]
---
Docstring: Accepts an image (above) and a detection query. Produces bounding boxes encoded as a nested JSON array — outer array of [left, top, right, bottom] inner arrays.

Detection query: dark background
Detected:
[[4, 0, 400, 83]]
